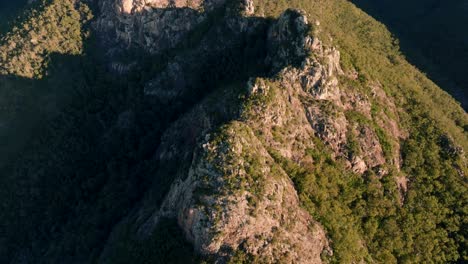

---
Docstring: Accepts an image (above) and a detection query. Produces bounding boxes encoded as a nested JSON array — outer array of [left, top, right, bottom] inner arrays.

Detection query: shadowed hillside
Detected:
[[0, 2, 314, 262], [0, 0, 30, 33], [350, 0, 468, 109]]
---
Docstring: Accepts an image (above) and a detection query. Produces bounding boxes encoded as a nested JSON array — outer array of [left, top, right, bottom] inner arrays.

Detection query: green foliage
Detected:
[[228, 250, 263, 264], [397, 114, 468, 263], [0, 0, 92, 78], [271, 142, 371, 263], [271, 126, 466, 263], [209, 122, 269, 201], [345, 129, 361, 158], [375, 126, 393, 160], [253, 1, 467, 262]]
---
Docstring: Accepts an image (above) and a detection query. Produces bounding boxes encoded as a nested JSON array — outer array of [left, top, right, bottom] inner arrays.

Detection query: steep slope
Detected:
[[0, 0, 466, 263], [351, 0, 468, 109], [0, 0, 92, 167], [98, 10, 332, 263]]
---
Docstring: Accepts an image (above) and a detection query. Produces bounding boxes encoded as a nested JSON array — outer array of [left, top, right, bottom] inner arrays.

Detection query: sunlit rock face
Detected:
[[118, 0, 133, 13], [116, 0, 207, 14]]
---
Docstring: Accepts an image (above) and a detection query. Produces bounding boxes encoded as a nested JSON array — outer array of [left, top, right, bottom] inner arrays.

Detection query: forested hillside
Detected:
[[351, 0, 468, 109], [0, 0, 466, 263]]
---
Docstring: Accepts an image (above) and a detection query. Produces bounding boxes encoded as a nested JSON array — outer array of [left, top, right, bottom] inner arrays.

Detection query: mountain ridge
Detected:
[[0, 0, 466, 263]]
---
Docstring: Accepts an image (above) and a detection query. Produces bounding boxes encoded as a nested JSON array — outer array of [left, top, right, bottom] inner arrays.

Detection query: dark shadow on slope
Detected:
[[0, 0, 30, 33], [0, 3, 309, 263], [350, 0, 468, 110], [0, 53, 89, 169]]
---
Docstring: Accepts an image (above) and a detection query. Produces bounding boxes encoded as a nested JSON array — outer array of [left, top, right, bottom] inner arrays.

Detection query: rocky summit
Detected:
[[0, 0, 466, 263]]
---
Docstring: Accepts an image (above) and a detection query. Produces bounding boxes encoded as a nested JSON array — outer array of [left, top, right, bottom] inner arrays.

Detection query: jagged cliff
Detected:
[[97, 4, 333, 262], [0, 0, 466, 263], [92, 1, 461, 262]]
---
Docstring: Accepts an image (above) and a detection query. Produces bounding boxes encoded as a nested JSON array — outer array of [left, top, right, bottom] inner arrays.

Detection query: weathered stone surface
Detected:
[[262, 19, 404, 175], [97, 4, 405, 263], [96, 0, 226, 55], [154, 122, 328, 263]]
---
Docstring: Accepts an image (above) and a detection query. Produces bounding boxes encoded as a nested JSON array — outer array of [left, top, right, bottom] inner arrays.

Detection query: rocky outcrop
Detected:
[[155, 122, 328, 263], [265, 10, 311, 72], [95, 0, 226, 55], [97, 6, 407, 262], [94, 0, 261, 75], [97, 7, 334, 263], [247, 30, 404, 178]]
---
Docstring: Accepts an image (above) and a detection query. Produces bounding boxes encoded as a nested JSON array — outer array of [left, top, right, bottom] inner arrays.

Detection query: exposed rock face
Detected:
[[157, 122, 328, 263], [243, 0, 255, 15], [117, 0, 206, 13], [96, 0, 226, 54], [265, 9, 310, 71], [97, 7, 333, 263], [254, 30, 403, 177], [97, 5, 406, 262]]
